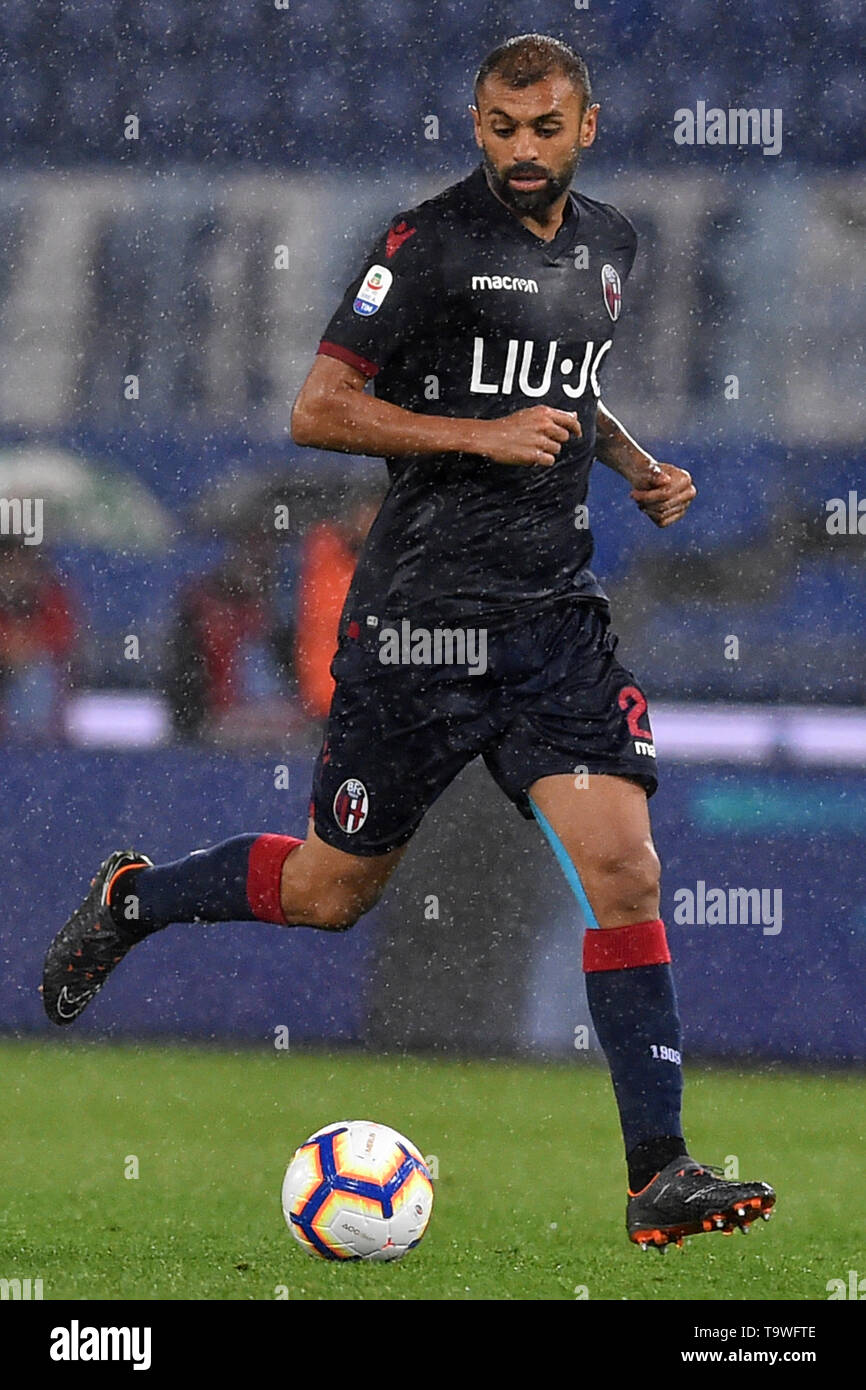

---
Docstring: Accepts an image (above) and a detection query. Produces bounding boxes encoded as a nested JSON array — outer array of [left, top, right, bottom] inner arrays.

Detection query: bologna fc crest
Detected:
[[601, 263, 622, 322], [333, 778, 369, 834]]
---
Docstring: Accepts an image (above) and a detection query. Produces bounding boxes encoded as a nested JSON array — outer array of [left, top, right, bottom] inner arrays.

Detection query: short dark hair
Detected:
[[474, 34, 592, 108]]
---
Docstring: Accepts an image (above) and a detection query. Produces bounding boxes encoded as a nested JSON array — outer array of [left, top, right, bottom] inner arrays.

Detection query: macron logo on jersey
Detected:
[[385, 221, 416, 258], [472, 274, 539, 294]]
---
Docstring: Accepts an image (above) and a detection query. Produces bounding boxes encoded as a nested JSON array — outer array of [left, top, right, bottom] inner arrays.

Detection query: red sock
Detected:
[[583, 918, 671, 972], [246, 834, 302, 925]]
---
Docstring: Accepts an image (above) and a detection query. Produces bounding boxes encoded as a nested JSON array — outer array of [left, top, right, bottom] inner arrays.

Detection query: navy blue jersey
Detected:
[[317, 164, 637, 630]]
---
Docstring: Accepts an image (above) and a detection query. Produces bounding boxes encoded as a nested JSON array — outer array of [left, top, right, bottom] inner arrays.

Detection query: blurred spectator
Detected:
[[0, 535, 76, 740], [166, 527, 294, 739], [295, 493, 380, 719]]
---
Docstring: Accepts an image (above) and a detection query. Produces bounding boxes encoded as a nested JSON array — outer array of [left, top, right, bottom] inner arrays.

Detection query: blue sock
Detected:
[[109, 833, 300, 935], [583, 919, 686, 1187]]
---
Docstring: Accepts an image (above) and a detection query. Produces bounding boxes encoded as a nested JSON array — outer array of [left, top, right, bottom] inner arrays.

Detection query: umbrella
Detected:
[[0, 445, 173, 552]]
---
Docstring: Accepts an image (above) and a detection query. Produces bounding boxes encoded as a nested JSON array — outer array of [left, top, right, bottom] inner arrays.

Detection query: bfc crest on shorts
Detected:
[[334, 778, 369, 834], [601, 263, 622, 322]]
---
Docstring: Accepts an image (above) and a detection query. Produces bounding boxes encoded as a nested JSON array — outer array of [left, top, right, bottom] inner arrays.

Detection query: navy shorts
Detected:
[[310, 598, 658, 857]]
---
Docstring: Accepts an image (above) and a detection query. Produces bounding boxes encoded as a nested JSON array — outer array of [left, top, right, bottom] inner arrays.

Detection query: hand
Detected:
[[630, 462, 696, 527], [474, 406, 582, 467]]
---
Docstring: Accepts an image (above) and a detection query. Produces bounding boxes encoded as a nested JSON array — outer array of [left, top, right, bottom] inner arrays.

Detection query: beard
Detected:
[[481, 145, 581, 219]]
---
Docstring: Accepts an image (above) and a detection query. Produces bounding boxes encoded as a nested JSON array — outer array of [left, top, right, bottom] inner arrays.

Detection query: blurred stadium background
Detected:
[[0, 0, 864, 1070]]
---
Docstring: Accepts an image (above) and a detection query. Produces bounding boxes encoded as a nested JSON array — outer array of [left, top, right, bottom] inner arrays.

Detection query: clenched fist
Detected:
[[474, 405, 582, 468], [630, 462, 696, 527]]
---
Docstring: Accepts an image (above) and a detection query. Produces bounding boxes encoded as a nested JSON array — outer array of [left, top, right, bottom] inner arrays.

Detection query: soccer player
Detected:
[[44, 34, 775, 1251]]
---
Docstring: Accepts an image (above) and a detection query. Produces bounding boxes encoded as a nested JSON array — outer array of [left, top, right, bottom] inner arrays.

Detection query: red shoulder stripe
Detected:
[[317, 340, 379, 378]]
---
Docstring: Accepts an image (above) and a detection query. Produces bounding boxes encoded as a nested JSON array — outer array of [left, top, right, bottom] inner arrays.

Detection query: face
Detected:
[[471, 71, 599, 219]]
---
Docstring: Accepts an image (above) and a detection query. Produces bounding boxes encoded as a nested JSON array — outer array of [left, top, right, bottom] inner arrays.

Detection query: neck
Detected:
[[483, 173, 570, 243]]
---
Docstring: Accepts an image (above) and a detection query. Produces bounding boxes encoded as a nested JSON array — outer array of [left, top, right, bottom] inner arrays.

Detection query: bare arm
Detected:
[[594, 399, 661, 488], [291, 354, 582, 468], [595, 399, 696, 528]]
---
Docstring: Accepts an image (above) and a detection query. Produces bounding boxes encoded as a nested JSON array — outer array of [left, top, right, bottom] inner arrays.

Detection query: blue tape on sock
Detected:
[[529, 796, 600, 929]]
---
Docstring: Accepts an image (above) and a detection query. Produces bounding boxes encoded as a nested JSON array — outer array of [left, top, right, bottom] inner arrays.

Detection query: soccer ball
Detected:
[[281, 1120, 434, 1261]]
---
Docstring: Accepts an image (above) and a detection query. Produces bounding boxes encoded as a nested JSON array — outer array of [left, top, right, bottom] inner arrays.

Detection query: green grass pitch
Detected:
[[1, 1039, 862, 1301]]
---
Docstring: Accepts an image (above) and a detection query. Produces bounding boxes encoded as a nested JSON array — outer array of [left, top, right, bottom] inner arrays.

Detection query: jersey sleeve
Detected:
[[316, 213, 438, 378], [595, 199, 638, 281], [618, 212, 638, 280]]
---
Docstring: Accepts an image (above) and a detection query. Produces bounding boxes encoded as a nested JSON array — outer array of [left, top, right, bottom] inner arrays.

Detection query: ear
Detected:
[[580, 102, 600, 149], [469, 103, 483, 150]]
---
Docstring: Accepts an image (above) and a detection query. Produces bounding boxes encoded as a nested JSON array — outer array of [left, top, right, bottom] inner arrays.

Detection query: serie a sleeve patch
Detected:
[[352, 264, 393, 317]]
